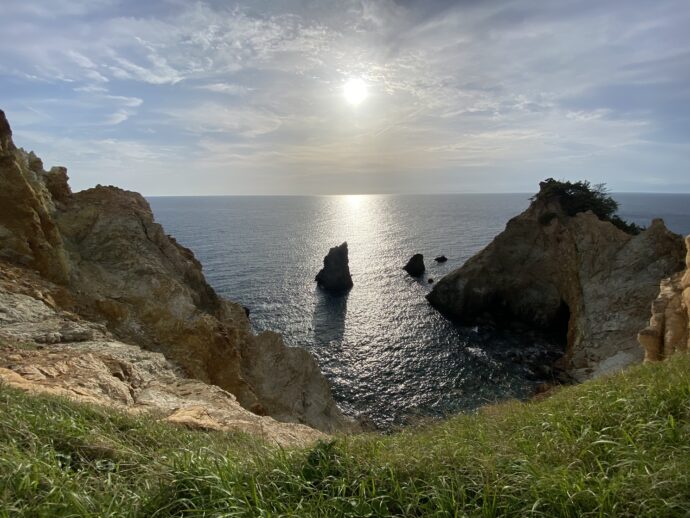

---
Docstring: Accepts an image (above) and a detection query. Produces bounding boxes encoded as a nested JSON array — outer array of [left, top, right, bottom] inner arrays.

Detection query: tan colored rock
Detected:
[[0, 110, 70, 284], [428, 183, 685, 381], [0, 287, 325, 447], [638, 235, 690, 361], [0, 110, 355, 434]]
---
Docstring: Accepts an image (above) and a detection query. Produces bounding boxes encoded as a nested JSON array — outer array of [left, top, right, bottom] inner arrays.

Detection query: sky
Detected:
[[1, 0, 689, 195]]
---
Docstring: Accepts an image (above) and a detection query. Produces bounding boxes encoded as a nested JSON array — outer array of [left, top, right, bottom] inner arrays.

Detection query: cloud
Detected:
[[104, 110, 130, 125], [109, 55, 182, 85], [105, 95, 143, 108], [161, 102, 283, 137], [1, 0, 689, 194], [195, 83, 250, 95]]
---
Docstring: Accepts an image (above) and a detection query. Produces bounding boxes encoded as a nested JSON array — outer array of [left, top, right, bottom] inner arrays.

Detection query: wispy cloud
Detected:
[[1, 0, 689, 194], [196, 83, 251, 95]]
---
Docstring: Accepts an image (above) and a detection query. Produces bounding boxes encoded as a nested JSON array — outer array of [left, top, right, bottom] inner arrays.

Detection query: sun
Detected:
[[343, 78, 368, 106]]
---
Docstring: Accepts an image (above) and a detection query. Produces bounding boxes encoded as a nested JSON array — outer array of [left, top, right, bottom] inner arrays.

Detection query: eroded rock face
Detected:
[[315, 242, 353, 292], [638, 235, 690, 361], [0, 110, 70, 284], [0, 285, 324, 447], [427, 184, 685, 381], [0, 110, 355, 434]]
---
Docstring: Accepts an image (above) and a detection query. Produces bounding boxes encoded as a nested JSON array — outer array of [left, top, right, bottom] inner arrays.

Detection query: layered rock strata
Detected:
[[0, 109, 354, 433], [638, 235, 690, 361], [427, 183, 685, 380]]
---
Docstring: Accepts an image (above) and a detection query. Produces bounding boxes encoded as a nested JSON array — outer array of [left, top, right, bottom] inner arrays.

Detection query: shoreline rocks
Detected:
[[427, 182, 685, 381], [403, 254, 425, 277], [638, 235, 690, 361], [0, 276, 325, 447], [315, 242, 353, 292], [0, 109, 356, 434]]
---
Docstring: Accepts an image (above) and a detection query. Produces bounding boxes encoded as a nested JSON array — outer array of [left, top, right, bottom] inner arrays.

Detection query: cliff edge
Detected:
[[427, 180, 685, 380], [0, 109, 355, 434]]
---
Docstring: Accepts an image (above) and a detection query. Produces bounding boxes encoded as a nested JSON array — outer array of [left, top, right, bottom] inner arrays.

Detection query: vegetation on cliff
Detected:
[[534, 178, 643, 234], [2, 351, 689, 516]]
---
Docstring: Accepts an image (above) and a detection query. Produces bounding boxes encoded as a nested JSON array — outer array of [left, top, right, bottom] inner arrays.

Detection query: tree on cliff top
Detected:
[[533, 178, 643, 234]]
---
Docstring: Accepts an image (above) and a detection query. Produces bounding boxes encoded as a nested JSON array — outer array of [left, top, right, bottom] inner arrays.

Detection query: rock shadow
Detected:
[[312, 290, 348, 346]]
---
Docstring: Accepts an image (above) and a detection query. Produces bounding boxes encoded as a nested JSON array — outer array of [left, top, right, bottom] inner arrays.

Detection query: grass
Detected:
[[1, 354, 689, 517]]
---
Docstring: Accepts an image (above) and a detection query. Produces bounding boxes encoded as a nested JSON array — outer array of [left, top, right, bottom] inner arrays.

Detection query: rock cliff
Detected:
[[427, 181, 685, 380], [0, 109, 354, 433], [638, 235, 690, 361], [0, 262, 323, 446]]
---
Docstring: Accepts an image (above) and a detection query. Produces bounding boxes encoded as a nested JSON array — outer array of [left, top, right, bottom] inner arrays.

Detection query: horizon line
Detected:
[[139, 191, 690, 198]]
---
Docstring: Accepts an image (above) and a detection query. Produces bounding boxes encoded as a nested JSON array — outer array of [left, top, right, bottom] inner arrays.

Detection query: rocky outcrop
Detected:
[[0, 112, 70, 284], [0, 110, 355, 434], [427, 182, 685, 381], [638, 235, 690, 361], [403, 254, 425, 277], [315, 242, 353, 292], [0, 278, 324, 447]]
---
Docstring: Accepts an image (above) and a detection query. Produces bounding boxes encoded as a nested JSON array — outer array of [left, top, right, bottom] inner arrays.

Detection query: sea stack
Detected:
[[315, 242, 353, 292], [403, 254, 425, 277]]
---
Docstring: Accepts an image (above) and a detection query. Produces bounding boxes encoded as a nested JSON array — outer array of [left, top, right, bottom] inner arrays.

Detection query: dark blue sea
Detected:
[[148, 193, 690, 428]]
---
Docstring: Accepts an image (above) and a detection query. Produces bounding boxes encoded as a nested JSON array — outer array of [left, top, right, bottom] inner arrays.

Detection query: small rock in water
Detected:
[[428, 278, 434, 284], [403, 254, 425, 277], [315, 242, 353, 292], [434, 255, 448, 263]]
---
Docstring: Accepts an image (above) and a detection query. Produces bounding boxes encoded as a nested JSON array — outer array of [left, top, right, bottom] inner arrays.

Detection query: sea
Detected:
[[148, 193, 690, 429]]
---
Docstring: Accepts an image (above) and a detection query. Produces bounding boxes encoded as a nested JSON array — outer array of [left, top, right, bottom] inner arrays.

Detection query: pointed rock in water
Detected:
[[403, 254, 425, 277], [434, 255, 448, 263], [315, 242, 353, 292]]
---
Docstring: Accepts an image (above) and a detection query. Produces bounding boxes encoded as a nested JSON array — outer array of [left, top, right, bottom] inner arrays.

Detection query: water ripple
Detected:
[[149, 193, 690, 428]]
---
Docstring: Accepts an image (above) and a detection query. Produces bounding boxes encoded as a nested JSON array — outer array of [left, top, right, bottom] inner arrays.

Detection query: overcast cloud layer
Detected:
[[1, 0, 689, 194]]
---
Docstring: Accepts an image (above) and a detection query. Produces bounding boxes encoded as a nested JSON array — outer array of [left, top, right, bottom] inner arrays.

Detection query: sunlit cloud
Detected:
[[0, 0, 689, 194]]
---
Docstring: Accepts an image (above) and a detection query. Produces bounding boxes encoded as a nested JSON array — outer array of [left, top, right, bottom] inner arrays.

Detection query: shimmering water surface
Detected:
[[149, 193, 690, 428]]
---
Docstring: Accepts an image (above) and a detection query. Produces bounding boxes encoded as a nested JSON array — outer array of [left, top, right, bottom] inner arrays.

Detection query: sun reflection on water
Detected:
[[149, 194, 564, 429]]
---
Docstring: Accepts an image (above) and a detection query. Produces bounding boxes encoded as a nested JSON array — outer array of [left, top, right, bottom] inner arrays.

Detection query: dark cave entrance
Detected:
[[548, 299, 571, 346]]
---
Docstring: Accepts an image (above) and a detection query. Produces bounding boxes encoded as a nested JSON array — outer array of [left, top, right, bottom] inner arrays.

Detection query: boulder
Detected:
[[403, 254, 425, 277], [427, 181, 685, 381], [315, 242, 353, 292], [434, 255, 448, 263]]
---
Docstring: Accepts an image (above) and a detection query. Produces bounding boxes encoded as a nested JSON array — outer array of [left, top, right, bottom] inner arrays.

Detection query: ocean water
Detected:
[[148, 193, 690, 428]]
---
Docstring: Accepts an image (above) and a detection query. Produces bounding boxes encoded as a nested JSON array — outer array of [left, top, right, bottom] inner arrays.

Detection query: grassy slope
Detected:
[[1, 354, 689, 517]]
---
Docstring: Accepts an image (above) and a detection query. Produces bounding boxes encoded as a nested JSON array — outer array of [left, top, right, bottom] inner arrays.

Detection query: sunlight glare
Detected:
[[343, 78, 368, 106]]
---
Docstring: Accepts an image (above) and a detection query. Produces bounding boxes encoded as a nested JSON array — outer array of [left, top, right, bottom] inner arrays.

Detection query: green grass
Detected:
[[1, 354, 689, 517]]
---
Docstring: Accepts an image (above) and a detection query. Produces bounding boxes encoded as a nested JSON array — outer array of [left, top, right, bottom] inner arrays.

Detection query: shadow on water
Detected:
[[312, 289, 348, 346]]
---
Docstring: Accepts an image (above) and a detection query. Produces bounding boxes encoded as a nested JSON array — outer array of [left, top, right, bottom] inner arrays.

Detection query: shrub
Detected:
[[533, 178, 642, 234]]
